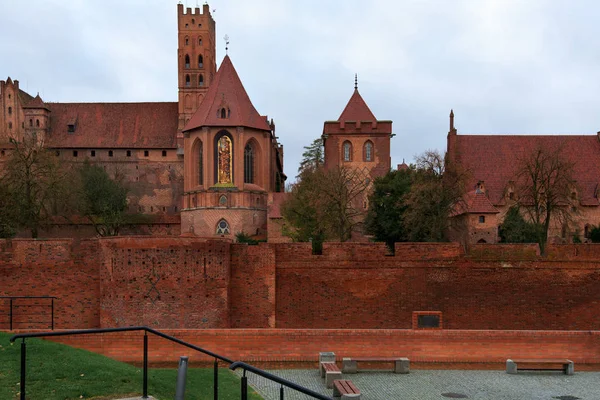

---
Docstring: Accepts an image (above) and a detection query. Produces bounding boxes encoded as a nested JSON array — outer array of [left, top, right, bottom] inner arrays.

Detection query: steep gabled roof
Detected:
[[338, 89, 377, 122], [452, 190, 499, 217], [453, 134, 600, 206], [46, 102, 178, 148], [184, 55, 271, 132], [23, 94, 50, 111]]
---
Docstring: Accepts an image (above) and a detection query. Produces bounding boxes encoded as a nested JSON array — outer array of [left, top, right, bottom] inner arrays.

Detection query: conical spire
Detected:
[[338, 88, 376, 122], [184, 55, 270, 132]]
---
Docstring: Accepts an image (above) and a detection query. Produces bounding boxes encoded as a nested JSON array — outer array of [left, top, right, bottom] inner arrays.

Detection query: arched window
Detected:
[[8, 107, 11, 115], [184, 54, 190, 69], [29, 119, 33, 127], [198, 74, 204, 87], [198, 37, 203, 46], [364, 141, 373, 161], [185, 36, 189, 45], [216, 219, 230, 235], [36, 119, 40, 127], [185, 75, 191, 87], [244, 142, 255, 184], [8, 122, 12, 129], [197, 140, 203, 185], [343, 141, 352, 162], [198, 54, 203, 68], [220, 108, 227, 119], [214, 131, 233, 184]]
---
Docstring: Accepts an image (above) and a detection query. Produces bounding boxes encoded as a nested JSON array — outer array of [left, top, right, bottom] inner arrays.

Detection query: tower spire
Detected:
[[224, 34, 230, 55], [450, 109, 455, 132], [354, 73, 358, 90]]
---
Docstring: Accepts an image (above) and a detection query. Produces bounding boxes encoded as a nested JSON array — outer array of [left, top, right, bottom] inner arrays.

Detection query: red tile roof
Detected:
[[452, 190, 499, 217], [453, 134, 600, 206], [184, 55, 271, 132], [46, 102, 178, 148], [338, 89, 377, 122], [23, 94, 49, 110]]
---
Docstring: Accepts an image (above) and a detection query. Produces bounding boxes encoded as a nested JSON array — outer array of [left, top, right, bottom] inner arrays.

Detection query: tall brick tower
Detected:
[[177, 3, 217, 136]]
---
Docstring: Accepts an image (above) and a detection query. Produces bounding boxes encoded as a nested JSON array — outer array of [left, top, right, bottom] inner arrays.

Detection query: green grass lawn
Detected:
[[0, 332, 263, 400]]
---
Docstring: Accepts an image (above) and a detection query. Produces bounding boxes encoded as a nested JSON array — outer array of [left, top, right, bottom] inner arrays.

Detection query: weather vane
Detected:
[[224, 34, 230, 54], [355, 73, 358, 90]]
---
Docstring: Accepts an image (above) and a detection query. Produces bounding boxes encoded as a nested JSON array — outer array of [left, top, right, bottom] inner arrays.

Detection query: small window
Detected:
[[150, 206, 154, 212], [108, 150, 114, 157], [126, 150, 131, 157], [29, 119, 33, 127], [68, 124, 75, 133], [509, 192, 514, 200], [571, 192, 577, 200], [198, 74, 204, 87], [364, 141, 373, 161], [216, 219, 231, 235], [73, 150, 78, 157], [8, 122, 12, 129], [0, 150, 4, 157], [185, 75, 191, 87], [139, 206, 144, 212], [55, 150, 60, 156], [198, 38, 203, 46], [220, 108, 227, 119], [8, 107, 11, 115], [191, 18, 195, 24], [36, 119, 40, 127], [219, 195, 227, 206], [413, 311, 443, 329], [144, 150, 149, 157], [479, 216, 485, 224], [185, 54, 190, 69], [162, 206, 166, 212], [198, 54, 203, 68], [21, 122, 24, 128], [162, 150, 167, 157], [91, 150, 96, 157]]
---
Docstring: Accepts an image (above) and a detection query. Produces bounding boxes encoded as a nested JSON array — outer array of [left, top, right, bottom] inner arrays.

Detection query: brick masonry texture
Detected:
[[39, 329, 600, 366], [2, 239, 600, 331]]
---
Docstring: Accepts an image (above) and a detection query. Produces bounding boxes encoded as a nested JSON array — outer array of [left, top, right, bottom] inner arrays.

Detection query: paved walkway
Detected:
[[240, 369, 598, 400]]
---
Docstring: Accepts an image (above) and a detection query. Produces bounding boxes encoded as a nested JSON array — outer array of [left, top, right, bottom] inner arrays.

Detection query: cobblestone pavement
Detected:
[[239, 369, 599, 400]]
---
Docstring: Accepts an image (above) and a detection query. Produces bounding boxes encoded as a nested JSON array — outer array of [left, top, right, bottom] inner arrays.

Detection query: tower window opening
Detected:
[[68, 124, 75, 133], [91, 150, 96, 157], [343, 141, 352, 162], [73, 150, 78, 157], [8, 122, 12, 129], [220, 108, 227, 119], [185, 75, 191, 87], [198, 54, 203, 68], [36, 119, 40, 127], [198, 37, 203, 46], [144, 150, 149, 157], [364, 141, 373, 161], [1, 150, 4, 157], [197, 140, 203, 185], [198, 74, 204, 87], [162, 150, 167, 157], [192, 18, 195, 24], [8, 107, 11, 115], [29, 119, 33, 127], [185, 54, 190, 68], [244, 143, 255, 184], [108, 150, 113, 157], [479, 215, 485, 224], [126, 150, 131, 157]]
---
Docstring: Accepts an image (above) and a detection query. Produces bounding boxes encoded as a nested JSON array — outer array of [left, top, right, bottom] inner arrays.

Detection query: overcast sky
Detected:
[[2, 0, 600, 180]]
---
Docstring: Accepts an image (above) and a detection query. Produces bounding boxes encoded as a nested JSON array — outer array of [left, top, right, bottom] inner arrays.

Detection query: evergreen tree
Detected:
[[297, 138, 324, 178]]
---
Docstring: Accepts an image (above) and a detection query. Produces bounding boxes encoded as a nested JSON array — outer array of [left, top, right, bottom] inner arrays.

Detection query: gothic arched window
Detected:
[[343, 141, 352, 162], [220, 108, 227, 119], [364, 141, 373, 161], [244, 142, 255, 184], [198, 54, 204, 68], [185, 54, 190, 69], [198, 74, 204, 87], [196, 140, 203, 185], [198, 37, 203, 46], [185, 75, 191, 87], [216, 219, 230, 235]]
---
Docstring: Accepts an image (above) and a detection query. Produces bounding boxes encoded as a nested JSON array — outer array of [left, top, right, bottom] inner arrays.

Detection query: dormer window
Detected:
[[218, 107, 230, 119]]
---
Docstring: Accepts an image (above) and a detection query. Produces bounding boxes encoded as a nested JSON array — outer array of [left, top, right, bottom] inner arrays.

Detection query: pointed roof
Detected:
[[184, 55, 271, 132], [338, 89, 377, 122], [23, 93, 50, 111], [451, 190, 499, 217]]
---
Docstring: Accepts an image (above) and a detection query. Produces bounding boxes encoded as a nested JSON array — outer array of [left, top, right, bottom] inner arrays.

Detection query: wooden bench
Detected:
[[342, 357, 410, 374], [506, 359, 574, 375], [333, 379, 361, 399], [321, 362, 342, 388]]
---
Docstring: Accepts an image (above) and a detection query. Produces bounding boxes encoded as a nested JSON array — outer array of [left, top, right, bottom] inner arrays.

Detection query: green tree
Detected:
[[78, 162, 128, 236], [1, 136, 69, 238], [282, 166, 368, 251], [296, 138, 324, 178], [514, 144, 577, 254], [364, 168, 413, 252], [0, 180, 17, 238], [402, 150, 467, 242], [498, 206, 540, 243]]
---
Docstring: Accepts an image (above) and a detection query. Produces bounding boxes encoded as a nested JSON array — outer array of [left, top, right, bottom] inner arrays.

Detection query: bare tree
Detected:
[[514, 143, 578, 253]]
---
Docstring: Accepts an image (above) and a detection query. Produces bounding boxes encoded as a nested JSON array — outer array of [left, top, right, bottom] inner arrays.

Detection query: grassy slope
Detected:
[[0, 332, 262, 400]]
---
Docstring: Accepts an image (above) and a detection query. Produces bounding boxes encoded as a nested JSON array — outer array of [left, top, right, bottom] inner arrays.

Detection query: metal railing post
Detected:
[[20, 339, 26, 400], [280, 385, 284, 400], [241, 370, 248, 400], [143, 332, 148, 399], [214, 358, 219, 400], [9, 298, 13, 331]]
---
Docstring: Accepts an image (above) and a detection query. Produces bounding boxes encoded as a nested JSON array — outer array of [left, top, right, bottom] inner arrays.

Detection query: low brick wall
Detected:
[[33, 329, 600, 367]]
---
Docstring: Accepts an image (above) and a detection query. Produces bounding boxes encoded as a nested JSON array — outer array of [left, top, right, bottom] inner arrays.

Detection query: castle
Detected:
[[0, 4, 392, 240]]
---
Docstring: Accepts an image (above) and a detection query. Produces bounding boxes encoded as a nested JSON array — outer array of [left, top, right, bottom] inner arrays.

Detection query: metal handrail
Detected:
[[230, 361, 333, 400]]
